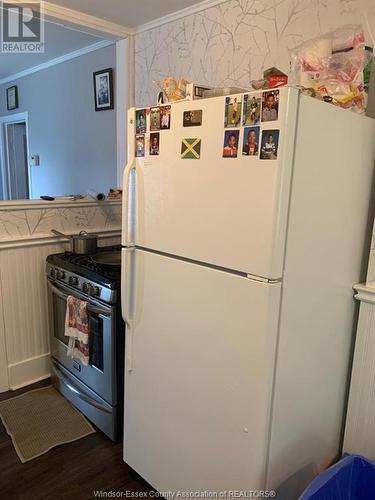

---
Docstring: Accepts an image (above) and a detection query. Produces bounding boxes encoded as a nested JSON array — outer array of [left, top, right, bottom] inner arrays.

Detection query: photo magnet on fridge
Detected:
[[261, 90, 279, 122], [242, 94, 261, 126], [150, 107, 161, 131], [150, 132, 160, 155], [224, 95, 242, 128], [181, 138, 201, 159], [183, 110, 203, 127], [242, 127, 260, 156], [223, 130, 240, 158], [136, 109, 147, 133], [135, 134, 145, 157], [160, 105, 171, 130], [260, 129, 280, 159]]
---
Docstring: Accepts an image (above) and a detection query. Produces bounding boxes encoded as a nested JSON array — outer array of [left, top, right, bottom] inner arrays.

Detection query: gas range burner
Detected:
[[68, 251, 121, 279], [46, 245, 122, 304]]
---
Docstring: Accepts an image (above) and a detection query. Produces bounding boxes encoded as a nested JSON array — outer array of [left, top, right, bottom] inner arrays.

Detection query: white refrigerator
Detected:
[[122, 86, 375, 498]]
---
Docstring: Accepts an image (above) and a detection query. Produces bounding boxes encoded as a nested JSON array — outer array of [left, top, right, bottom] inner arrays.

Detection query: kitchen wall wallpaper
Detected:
[[0, 201, 122, 242], [135, 0, 375, 107]]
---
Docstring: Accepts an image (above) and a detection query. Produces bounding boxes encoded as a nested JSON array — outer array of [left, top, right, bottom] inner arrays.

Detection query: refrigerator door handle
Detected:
[[122, 247, 136, 371], [123, 107, 137, 247], [123, 157, 136, 247]]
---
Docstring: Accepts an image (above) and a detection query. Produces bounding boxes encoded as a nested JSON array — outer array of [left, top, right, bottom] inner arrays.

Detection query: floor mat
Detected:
[[0, 385, 95, 462]]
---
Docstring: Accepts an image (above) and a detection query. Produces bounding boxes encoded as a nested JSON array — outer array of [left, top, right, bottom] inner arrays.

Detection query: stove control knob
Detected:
[[82, 282, 90, 294], [92, 286, 101, 297], [49, 268, 56, 278], [59, 271, 66, 280], [69, 276, 78, 287]]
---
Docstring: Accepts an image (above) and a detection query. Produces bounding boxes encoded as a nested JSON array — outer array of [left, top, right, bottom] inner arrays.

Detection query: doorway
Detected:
[[0, 113, 31, 200]]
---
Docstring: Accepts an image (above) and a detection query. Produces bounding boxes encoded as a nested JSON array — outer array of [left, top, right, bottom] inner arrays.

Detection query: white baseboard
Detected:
[[8, 353, 51, 391]]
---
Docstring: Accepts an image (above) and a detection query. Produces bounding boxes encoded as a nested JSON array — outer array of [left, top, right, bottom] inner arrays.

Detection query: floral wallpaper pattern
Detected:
[[0, 202, 122, 241], [135, 0, 374, 107]]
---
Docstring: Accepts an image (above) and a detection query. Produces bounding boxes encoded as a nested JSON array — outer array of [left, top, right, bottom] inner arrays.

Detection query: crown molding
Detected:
[[0, 0, 228, 38], [43, 1, 134, 38], [0, 1, 134, 38], [45, 0, 229, 36], [135, 0, 228, 34], [354, 283, 375, 305], [0, 40, 114, 85]]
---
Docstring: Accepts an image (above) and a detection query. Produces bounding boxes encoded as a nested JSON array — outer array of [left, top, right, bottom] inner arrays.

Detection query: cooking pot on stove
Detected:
[[51, 229, 98, 255]]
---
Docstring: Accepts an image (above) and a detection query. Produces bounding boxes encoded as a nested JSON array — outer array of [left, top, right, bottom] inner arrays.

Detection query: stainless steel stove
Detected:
[[46, 246, 124, 441]]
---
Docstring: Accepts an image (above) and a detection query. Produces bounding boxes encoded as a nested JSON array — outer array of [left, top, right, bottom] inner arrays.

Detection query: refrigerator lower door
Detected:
[[122, 248, 282, 492]]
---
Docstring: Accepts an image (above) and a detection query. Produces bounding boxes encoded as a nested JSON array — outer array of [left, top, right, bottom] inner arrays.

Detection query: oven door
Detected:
[[47, 278, 117, 405]]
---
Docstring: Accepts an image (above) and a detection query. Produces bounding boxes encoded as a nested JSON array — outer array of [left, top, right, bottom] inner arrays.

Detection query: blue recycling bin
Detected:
[[299, 454, 375, 499]]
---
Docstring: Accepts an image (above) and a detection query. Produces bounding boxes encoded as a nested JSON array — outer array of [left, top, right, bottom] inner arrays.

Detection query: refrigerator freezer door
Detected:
[[122, 248, 282, 492], [123, 87, 299, 279]]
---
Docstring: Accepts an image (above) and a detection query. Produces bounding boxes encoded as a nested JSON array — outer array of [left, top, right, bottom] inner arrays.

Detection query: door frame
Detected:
[[0, 267, 9, 392], [0, 112, 31, 200]]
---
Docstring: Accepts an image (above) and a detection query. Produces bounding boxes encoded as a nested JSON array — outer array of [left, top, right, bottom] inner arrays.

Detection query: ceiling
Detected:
[[49, 0, 205, 27], [0, 21, 103, 81]]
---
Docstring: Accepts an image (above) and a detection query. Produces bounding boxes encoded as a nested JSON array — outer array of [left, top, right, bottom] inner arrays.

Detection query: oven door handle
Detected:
[[47, 280, 111, 317], [51, 361, 112, 414]]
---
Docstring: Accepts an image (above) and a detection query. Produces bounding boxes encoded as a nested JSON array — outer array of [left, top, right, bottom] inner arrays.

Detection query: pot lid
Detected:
[[74, 230, 98, 240]]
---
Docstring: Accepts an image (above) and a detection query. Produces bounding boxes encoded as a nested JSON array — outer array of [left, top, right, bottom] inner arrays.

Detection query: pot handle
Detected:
[[79, 231, 89, 236], [51, 229, 71, 240]]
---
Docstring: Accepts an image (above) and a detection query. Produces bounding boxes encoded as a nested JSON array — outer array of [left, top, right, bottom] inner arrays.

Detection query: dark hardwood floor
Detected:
[[0, 380, 154, 500]]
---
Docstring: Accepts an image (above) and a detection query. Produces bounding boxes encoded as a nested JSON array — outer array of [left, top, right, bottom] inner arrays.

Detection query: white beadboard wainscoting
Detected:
[[0, 199, 121, 392], [344, 283, 375, 457]]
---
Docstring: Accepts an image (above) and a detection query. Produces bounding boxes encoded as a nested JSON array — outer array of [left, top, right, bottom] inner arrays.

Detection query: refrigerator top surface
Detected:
[[135, 85, 297, 111]]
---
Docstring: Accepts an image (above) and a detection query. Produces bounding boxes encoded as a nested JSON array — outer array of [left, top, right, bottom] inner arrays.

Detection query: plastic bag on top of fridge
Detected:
[[289, 25, 372, 113]]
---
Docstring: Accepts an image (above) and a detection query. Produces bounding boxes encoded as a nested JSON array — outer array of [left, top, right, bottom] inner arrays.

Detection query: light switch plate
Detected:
[[30, 154, 40, 166]]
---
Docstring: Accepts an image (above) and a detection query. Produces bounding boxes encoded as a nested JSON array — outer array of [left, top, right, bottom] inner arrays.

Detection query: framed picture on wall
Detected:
[[6, 85, 18, 111], [93, 68, 114, 111]]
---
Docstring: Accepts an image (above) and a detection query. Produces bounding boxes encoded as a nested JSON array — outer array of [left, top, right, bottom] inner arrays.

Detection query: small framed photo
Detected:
[[6, 85, 18, 111], [160, 105, 171, 130], [93, 68, 114, 111], [136, 109, 147, 133], [223, 129, 240, 158], [243, 93, 261, 126], [135, 134, 145, 157], [261, 90, 279, 122], [183, 110, 202, 127], [260, 129, 280, 159], [242, 126, 260, 156], [150, 107, 161, 131], [149, 132, 160, 155], [224, 95, 242, 128]]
